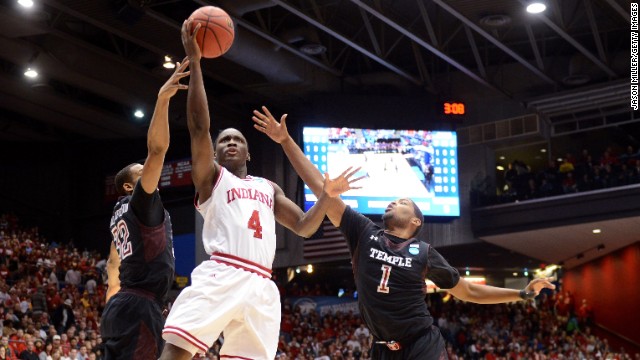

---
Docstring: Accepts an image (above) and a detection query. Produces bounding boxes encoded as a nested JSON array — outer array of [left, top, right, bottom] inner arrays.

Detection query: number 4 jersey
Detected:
[[196, 167, 277, 269], [338, 206, 460, 343]]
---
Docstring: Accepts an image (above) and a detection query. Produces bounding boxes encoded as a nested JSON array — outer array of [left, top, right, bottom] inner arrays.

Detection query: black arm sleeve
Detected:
[[129, 181, 164, 227], [426, 247, 460, 289]]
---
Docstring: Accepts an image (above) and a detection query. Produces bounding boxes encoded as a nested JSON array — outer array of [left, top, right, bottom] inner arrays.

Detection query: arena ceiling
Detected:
[[0, 0, 630, 142]]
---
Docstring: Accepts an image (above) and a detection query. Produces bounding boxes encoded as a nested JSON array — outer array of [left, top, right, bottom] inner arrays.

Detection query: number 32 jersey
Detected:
[[197, 167, 276, 269]]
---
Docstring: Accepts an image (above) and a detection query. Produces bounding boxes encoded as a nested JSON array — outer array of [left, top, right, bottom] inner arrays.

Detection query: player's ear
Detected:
[[411, 217, 422, 228], [247, 153, 251, 162], [123, 183, 134, 193]]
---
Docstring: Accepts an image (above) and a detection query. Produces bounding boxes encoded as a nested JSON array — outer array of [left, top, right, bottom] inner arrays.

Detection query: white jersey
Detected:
[[196, 167, 276, 269]]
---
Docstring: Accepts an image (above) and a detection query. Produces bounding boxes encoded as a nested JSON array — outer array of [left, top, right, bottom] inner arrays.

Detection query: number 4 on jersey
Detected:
[[248, 210, 263, 239]]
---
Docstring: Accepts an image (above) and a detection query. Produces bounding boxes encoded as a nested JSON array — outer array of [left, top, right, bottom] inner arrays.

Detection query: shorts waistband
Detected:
[[210, 252, 272, 279], [120, 287, 156, 302]]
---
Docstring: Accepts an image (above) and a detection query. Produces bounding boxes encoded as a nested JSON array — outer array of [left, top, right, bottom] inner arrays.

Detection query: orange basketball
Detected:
[[188, 6, 235, 58]]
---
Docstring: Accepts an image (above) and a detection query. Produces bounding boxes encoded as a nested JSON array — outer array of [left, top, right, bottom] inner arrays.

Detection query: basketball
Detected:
[[188, 6, 235, 58]]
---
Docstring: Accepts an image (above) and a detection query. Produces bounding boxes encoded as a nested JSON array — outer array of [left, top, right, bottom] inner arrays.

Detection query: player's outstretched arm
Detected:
[[273, 167, 363, 238], [139, 59, 190, 194], [253, 106, 353, 227], [447, 276, 556, 304], [105, 243, 121, 303], [182, 19, 219, 203]]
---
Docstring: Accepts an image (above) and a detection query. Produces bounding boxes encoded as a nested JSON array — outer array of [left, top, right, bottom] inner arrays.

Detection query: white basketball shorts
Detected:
[[162, 253, 280, 359]]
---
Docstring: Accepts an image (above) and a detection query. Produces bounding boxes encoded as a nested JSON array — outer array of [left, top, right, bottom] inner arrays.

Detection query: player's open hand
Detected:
[[322, 167, 366, 198], [158, 57, 189, 100], [181, 19, 202, 61], [252, 106, 290, 144], [524, 277, 556, 296]]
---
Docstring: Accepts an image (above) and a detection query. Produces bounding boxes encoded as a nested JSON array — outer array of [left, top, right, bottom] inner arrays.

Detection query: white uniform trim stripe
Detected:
[[163, 326, 209, 352], [210, 253, 272, 278]]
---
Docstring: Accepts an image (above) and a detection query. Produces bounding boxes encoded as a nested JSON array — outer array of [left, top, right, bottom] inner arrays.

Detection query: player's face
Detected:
[[382, 198, 418, 226], [214, 128, 250, 167]]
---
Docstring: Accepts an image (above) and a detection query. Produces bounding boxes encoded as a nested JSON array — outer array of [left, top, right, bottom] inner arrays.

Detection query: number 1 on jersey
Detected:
[[377, 264, 392, 293], [248, 210, 263, 239]]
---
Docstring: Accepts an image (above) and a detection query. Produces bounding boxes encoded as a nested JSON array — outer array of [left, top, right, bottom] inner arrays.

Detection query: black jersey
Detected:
[[339, 206, 460, 343], [109, 181, 175, 303]]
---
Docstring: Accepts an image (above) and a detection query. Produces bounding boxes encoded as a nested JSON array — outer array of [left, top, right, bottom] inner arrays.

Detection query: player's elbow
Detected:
[[147, 142, 169, 155], [293, 221, 319, 239]]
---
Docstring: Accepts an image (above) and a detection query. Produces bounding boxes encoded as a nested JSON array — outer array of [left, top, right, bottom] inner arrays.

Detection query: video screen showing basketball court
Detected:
[[302, 127, 460, 217]]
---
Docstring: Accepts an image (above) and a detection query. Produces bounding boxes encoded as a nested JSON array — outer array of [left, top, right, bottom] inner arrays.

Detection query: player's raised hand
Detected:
[[524, 277, 556, 296], [322, 166, 366, 198], [252, 106, 289, 144], [181, 19, 202, 61], [158, 57, 189, 100]]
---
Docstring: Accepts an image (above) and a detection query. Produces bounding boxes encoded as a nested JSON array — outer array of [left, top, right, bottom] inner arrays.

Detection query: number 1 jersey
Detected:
[[196, 167, 277, 269]]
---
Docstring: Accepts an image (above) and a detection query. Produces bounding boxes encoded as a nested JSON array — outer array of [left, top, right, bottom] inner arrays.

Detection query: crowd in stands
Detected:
[[271, 289, 637, 360], [0, 213, 637, 360], [472, 145, 640, 207], [0, 213, 106, 360]]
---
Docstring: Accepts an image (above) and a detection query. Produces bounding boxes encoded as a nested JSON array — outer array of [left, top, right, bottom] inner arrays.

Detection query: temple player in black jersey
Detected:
[[252, 107, 556, 359], [100, 59, 190, 360]]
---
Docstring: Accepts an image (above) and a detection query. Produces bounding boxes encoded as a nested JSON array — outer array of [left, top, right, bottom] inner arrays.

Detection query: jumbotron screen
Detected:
[[302, 127, 460, 217]]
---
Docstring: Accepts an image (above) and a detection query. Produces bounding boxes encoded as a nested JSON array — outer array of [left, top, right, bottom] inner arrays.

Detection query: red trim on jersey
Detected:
[[210, 252, 272, 279], [162, 326, 209, 353], [194, 167, 226, 210], [220, 355, 254, 360]]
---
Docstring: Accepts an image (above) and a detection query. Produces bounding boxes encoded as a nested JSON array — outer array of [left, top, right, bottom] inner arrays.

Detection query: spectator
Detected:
[[51, 300, 75, 335]]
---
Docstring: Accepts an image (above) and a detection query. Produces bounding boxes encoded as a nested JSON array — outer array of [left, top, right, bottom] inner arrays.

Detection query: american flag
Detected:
[[303, 219, 350, 259]]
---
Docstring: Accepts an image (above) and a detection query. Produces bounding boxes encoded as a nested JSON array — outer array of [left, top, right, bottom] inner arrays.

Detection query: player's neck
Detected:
[[225, 164, 248, 179], [383, 228, 411, 240]]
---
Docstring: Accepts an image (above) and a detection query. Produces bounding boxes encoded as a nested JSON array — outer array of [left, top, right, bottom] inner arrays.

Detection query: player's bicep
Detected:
[[272, 183, 305, 231], [190, 131, 218, 198]]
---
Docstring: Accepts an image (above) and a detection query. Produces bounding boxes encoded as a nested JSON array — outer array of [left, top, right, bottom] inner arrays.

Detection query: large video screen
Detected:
[[302, 127, 460, 217]]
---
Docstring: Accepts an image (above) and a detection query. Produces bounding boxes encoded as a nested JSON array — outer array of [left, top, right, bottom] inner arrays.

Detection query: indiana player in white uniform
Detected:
[[160, 20, 362, 360]]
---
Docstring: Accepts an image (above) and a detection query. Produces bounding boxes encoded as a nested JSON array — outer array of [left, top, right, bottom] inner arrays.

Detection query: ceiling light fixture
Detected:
[[24, 67, 38, 78], [134, 109, 144, 118], [17, 0, 34, 8], [592, 229, 601, 234], [162, 55, 175, 69], [496, 165, 505, 171], [526, 2, 547, 14], [540, 148, 547, 153]]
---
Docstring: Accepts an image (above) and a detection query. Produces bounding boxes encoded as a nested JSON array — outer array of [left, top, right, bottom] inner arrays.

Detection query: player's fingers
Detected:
[[251, 116, 266, 126], [345, 166, 362, 179], [253, 124, 266, 132], [252, 110, 267, 121], [174, 71, 190, 79], [339, 166, 354, 178], [191, 23, 202, 37], [350, 175, 367, 184], [280, 114, 288, 126], [262, 106, 275, 120]]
